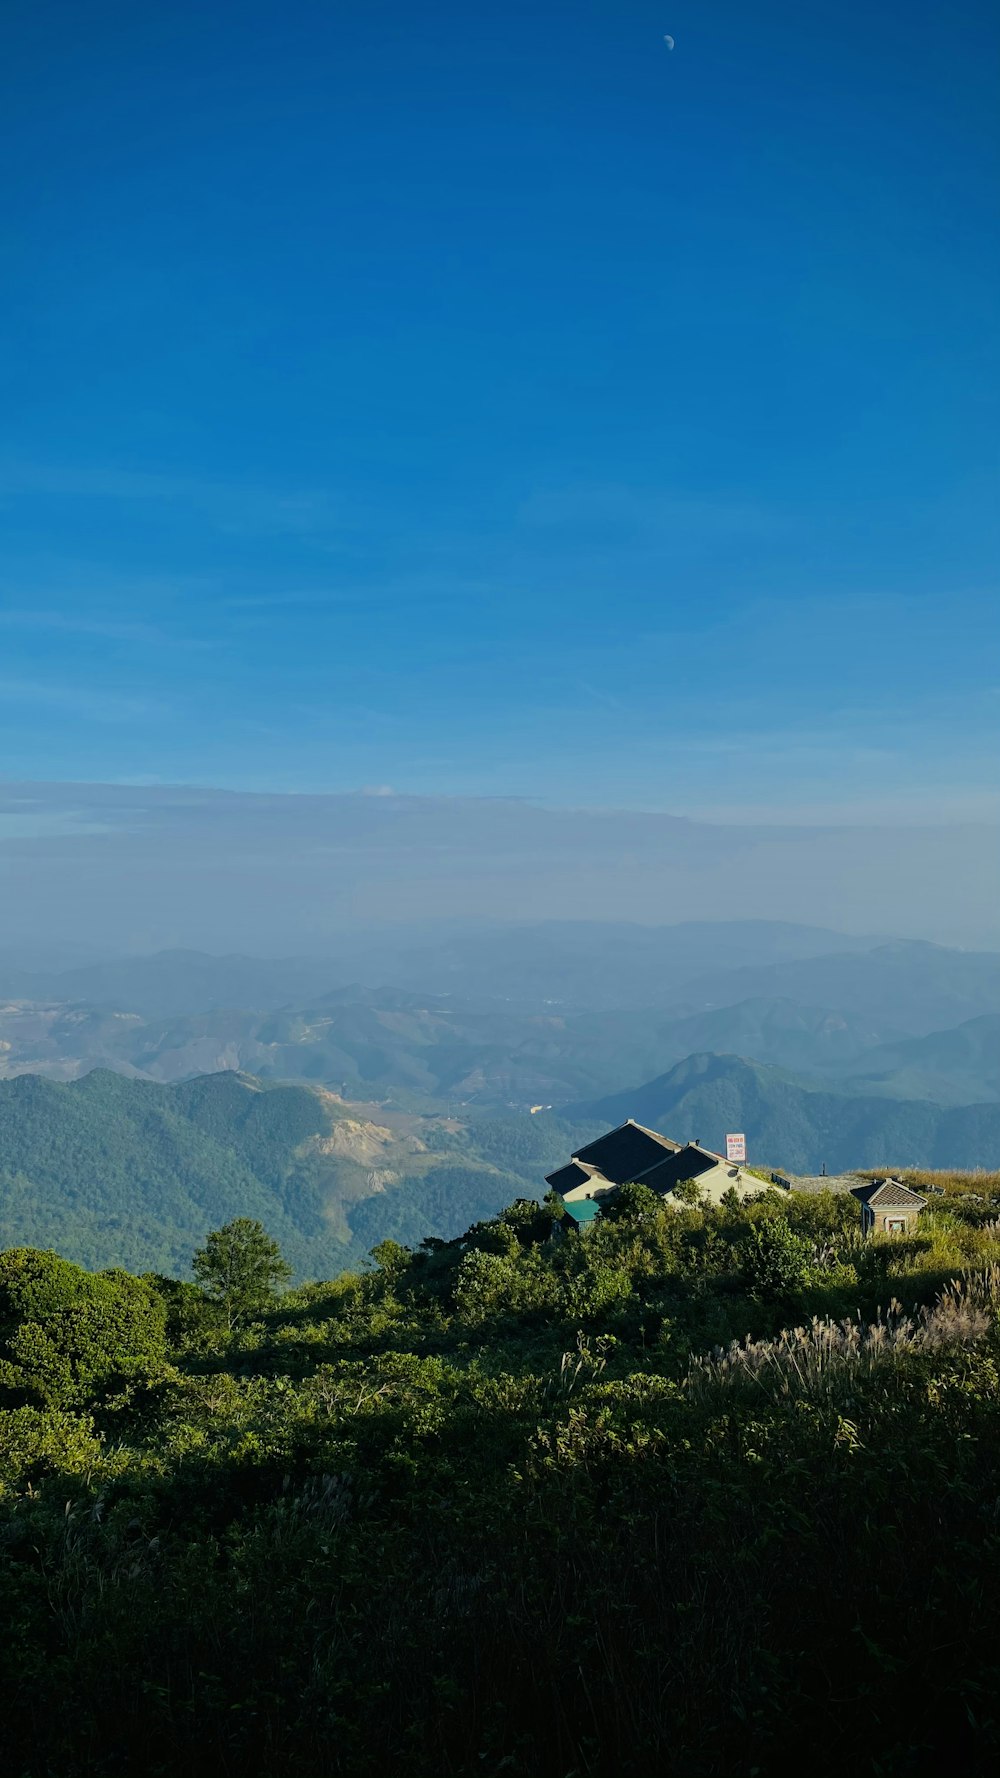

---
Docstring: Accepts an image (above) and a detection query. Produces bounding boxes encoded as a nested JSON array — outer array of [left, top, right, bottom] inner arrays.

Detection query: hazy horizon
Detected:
[[1, 778, 998, 959]]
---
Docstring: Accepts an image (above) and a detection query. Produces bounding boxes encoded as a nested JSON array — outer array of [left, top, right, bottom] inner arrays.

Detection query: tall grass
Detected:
[[686, 1269, 999, 1400], [866, 1167, 1000, 1199]]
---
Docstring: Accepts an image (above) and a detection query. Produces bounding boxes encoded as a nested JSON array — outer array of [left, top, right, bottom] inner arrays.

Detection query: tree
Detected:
[[600, 1181, 665, 1222], [191, 1219, 291, 1329], [742, 1218, 813, 1302], [670, 1178, 703, 1207]]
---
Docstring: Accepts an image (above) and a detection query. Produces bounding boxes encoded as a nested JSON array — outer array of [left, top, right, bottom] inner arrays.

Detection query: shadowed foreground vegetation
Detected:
[[2, 1178, 1000, 1777]]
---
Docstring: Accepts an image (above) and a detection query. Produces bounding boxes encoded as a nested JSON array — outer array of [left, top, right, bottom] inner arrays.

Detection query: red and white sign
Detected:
[[726, 1133, 747, 1164]]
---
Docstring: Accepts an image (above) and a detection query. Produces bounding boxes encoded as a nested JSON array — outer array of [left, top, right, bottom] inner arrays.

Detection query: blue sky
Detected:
[[1, 0, 997, 819]]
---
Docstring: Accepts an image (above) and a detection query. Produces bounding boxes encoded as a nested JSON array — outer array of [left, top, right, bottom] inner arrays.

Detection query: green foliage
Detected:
[[142, 1273, 223, 1349], [0, 1070, 325, 1277], [367, 1238, 412, 1276], [669, 1175, 703, 1205], [741, 1216, 815, 1300], [2, 1188, 1000, 1777], [191, 1220, 292, 1329], [0, 1249, 166, 1406], [0, 1246, 99, 1330], [0, 1404, 104, 1497], [599, 1180, 665, 1222]]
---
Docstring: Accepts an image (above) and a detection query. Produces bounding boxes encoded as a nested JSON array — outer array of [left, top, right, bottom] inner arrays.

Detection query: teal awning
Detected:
[[563, 1198, 600, 1225]]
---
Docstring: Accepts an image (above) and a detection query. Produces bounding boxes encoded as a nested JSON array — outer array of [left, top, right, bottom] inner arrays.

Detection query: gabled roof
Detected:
[[636, 1144, 728, 1193], [851, 1178, 928, 1211], [571, 1120, 681, 1185], [544, 1159, 602, 1192]]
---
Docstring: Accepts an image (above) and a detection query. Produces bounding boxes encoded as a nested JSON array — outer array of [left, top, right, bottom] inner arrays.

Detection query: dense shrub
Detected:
[[0, 1249, 166, 1407], [1, 1195, 1000, 1778], [741, 1217, 815, 1300]]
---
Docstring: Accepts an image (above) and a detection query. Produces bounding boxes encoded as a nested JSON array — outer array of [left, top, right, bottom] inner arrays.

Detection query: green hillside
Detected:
[[0, 1069, 596, 1277], [0, 1070, 325, 1275]]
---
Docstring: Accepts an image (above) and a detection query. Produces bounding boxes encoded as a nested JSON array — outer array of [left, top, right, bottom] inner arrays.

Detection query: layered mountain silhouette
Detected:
[[571, 1052, 1000, 1175]]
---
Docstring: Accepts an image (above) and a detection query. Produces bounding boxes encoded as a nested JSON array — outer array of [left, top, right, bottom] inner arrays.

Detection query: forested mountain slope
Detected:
[[840, 1013, 1000, 1105], [0, 1069, 596, 1276]]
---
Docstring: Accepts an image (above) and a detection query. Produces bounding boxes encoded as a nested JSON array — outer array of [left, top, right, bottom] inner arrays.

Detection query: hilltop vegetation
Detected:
[[1, 1179, 1000, 1777]]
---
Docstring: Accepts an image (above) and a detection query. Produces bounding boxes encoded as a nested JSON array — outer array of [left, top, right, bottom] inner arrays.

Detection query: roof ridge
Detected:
[[627, 1118, 681, 1149]]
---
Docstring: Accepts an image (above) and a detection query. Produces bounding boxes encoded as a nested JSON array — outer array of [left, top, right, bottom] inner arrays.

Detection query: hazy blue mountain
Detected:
[[0, 950, 350, 1017], [643, 996, 904, 1075], [1, 927, 997, 1123], [0, 920, 880, 1016], [0, 984, 903, 1107], [679, 941, 1000, 1037], [1, 980, 996, 1114], [571, 1051, 1000, 1175], [343, 919, 880, 1009], [840, 1014, 1000, 1105], [0, 985, 752, 1099]]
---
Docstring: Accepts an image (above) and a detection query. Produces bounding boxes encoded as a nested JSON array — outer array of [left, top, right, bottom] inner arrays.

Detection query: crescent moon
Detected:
[[664, 35, 675, 49]]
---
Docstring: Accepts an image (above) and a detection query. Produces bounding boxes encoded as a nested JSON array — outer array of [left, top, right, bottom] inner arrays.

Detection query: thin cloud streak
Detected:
[[0, 679, 170, 722], [0, 461, 352, 539], [0, 609, 177, 645]]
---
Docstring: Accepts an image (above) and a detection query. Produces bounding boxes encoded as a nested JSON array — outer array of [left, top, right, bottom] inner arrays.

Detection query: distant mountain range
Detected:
[[678, 941, 1000, 1038], [840, 1014, 1000, 1106], [0, 920, 879, 1015], [573, 1052, 1000, 1176], [1, 1052, 999, 1280], [0, 949, 341, 1017], [1, 974, 997, 1112], [0, 921, 997, 1273]]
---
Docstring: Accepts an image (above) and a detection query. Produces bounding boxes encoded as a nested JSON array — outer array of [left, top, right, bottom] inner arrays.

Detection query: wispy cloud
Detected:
[[0, 609, 174, 645], [519, 483, 789, 539], [690, 790, 1000, 828], [576, 680, 624, 712], [0, 461, 350, 541], [0, 678, 169, 723]]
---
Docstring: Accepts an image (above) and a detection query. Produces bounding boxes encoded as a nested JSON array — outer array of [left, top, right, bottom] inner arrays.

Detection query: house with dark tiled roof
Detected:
[[545, 1119, 758, 1210], [851, 1177, 927, 1236]]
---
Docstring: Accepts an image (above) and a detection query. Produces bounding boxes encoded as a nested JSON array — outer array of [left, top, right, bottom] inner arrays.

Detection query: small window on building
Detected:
[[885, 1218, 906, 1233]]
